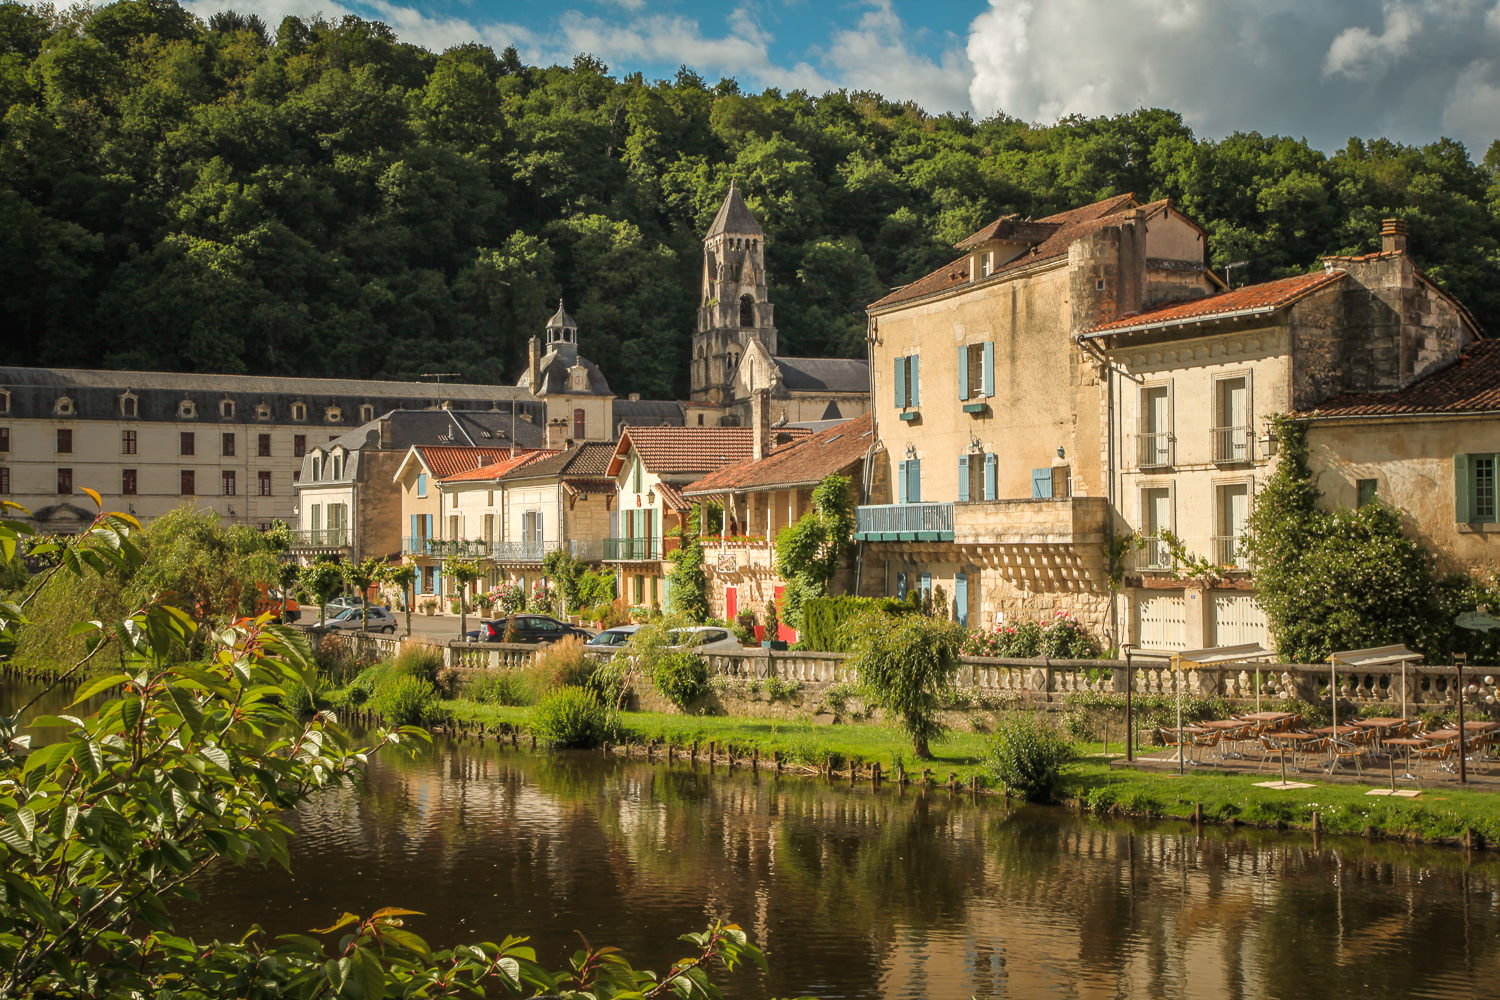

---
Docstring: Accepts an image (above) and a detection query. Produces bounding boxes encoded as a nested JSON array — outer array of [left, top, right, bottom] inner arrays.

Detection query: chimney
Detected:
[[1380, 218, 1407, 254], [527, 335, 541, 388], [752, 388, 770, 462]]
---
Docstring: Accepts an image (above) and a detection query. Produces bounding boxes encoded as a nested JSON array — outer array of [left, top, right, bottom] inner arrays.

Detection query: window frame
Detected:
[[222, 470, 236, 496], [258, 433, 271, 457], [258, 470, 273, 496], [122, 429, 137, 455], [122, 468, 137, 496], [221, 432, 235, 457], [56, 467, 72, 495], [56, 428, 71, 454], [181, 470, 195, 496], [1456, 453, 1500, 524], [180, 431, 195, 456]]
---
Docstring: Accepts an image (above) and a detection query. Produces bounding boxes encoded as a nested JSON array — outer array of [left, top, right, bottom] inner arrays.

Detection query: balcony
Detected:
[[855, 503, 955, 541], [1212, 534, 1250, 571], [1137, 432, 1173, 469], [290, 528, 350, 550], [604, 537, 663, 561], [1136, 536, 1174, 571], [1212, 425, 1254, 464], [703, 535, 774, 571], [953, 496, 1110, 547]]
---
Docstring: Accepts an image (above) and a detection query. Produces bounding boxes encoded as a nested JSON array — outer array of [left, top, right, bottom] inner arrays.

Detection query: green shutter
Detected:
[[1456, 454, 1472, 523], [982, 341, 995, 397], [958, 346, 969, 400], [954, 572, 969, 626], [984, 454, 997, 501], [910, 355, 920, 406], [908, 459, 921, 503], [897, 460, 907, 504], [894, 357, 907, 408], [958, 455, 970, 502]]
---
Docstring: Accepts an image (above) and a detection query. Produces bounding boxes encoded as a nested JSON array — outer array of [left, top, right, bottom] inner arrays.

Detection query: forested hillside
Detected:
[[3, 2, 1499, 398]]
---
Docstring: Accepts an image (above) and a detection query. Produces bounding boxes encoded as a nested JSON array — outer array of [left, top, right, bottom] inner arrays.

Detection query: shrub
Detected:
[[522, 636, 593, 701], [985, 714, 1077, 802], [435, 666, 461, 698], [466, 670, 526, 705], [651, 649, 708, 709], [801, 595, 910, 652], [393, 641, 443, 683], [281, 674, 331, 716], [530, 686, 608, 748], [1041, 611, 1100, 658], [372, 674, 446, 727], [313, 633, 362, 683], [850, 614, 965, 758]]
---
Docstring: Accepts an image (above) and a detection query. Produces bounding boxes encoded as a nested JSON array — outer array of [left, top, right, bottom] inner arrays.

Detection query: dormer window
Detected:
[[325, 405, 342, 423], [119, 392, 138, 418], [219, 398, 235, 419], [359, 403, 374, 422], [571, 368, 588, 391], [177, 398, 196, 419], [980, 251, 993, 277], [291, 401, 307, 421], [0, 390, 9, 414], [54, 395, 74, 417], [255, 400, 271, 420], [310, 453, 322, 480]]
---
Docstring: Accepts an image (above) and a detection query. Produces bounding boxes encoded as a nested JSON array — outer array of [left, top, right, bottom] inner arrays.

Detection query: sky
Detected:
[[201, 0, 1500, 155]]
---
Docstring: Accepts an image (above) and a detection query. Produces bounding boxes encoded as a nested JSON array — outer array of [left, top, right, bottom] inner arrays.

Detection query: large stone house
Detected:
[[861, 198, 1482, 650]]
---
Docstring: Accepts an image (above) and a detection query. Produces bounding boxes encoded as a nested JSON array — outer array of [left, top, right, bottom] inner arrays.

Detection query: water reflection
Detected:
[[162, 736, 1500, 999]]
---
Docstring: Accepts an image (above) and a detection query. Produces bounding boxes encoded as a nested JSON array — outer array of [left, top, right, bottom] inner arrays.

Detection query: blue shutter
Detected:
[[984, 453, 998, 501], [920, 572, 932, 597], [958, 346, 969, 400], [894, 357, 907, 408], [982, 341, 995, 397], [417, 473, 426, 498], [433, 567, 442, 596], [1031, 468, 1053, 499], [909, 355, 920, 406], [410, 514, 418, 542], [955, 572, 969, 626], [896, 571, 908, 600], [424, 514, 433, 538], [897, 460, 908, 503], [957, 455, 970, 502], [908, 459, 921, 503]]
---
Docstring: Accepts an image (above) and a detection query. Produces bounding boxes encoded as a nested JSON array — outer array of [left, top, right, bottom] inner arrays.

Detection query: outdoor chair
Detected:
[[1159, 728, 1188, 762], [1413, 741, 1453, 779], [1191, 729, 1221, 764], [1327, 738, 1365, 776], [1257, 735, 1296, 772]]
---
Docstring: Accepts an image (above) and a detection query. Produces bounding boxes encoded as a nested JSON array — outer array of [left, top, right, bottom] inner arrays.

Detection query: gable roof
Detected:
[[1082, 270, 1347, 339], [607, 426, 756, 477], [771, 357, 869, 393], [1300, 339, 1500, 419], [395, 445, 514, 483], [684, 413, 873, 495], [705, 181, 763, 238], [499, 440, 616, 482], [440, 449, 555, 483], [870, 194, 1179, 311]]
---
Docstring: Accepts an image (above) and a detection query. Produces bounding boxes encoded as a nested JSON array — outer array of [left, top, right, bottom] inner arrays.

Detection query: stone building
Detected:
[[516, 300, 619, 448]]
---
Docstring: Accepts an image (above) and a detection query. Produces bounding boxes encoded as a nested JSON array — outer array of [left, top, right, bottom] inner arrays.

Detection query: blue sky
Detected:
[[212, 0, 1500, 154]]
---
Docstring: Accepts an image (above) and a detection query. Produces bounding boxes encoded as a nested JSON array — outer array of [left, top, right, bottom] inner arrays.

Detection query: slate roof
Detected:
[[325, 408, 546, 452], [705, 181, 763, 237], [1084, 271, 1347, 337], [612, 399, 685, 436], [440, 450, 555, 483], [413, 446, 515, 479], [517, 352, 613, 397], [607, 427, 757, 477], [870, 194, 1174, 311], [684, 413, 873, 495], [500, 441, 615, 482], [771, 357, 869, 393], [1300, 340, 1500, 418]]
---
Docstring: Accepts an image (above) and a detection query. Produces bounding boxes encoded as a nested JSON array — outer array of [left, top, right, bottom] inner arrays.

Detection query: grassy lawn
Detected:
[[437, 698, 1500, 847]]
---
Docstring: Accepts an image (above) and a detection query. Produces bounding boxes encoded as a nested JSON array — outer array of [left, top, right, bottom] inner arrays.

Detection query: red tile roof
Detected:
[[440, 449, 555, 483], [684, 413, 874, 495], [1300, 339, 1500, 418], [655, 482, 692, 513], [413, 445, 514, 479], [1085, 270, 1346, 336], [608, 426, 757, 477], [870, 194, 1173, 310]]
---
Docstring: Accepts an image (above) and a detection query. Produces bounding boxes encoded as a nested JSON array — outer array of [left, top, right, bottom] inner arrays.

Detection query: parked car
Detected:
[[668, 626, 745, 652], [325, 596, 369, 613], [466, 614, 592, 644], [586, 625, 641, 648], [309, 606, 399, 634]]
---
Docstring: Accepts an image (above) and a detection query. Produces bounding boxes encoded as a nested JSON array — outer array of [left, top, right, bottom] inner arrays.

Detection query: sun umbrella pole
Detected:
[[1330, 655, 1338, 734], [1176, 653, 1184, 775]]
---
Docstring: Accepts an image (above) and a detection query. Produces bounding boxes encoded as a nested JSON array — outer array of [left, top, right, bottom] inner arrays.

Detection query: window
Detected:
[[359, 403, 374, 422], [1456, 454, 1500, 523], [222, 470, 236, 496], [293, 434, 306, 457], [181, 470, 195, 496], [258, 433, 271, 457], [1138, 384, 1172, 468], [177, 399, 196, 419], [895, 571, 908, 600], [56, 428, 71, 453], [417, 473, 427, 498], [57, 468, 72, 494], [448, 515, 460, 539], [978, 250, 994, 278], [1213, 376, 1252, 463], [122, 469, 137, 495], [258, 470, 272, 496], [631, 458, 642, 495], [310, 456, 321, 481], [255, 401, 271, 420], [222, 432, 235, 457], [1141, 486, 1173, 568], [0, 467, 8, 494], [1031, 468, 1054, 499], [893, 355, 920, 409], [739, 294, 755, 327], [574, 408, 586, 440], [122, 430, 136, 455], [220, 399, 234, 419], [896, 458, 921, 503], [332, 453, 342, 479], [483, 513, 495, 542], [324, 406, 342, 423], [451, 490, 459, 509], [1215, 482, 1251, 569], [54, 395, 73, 416], [1357, 479, 1378, 508], [958, 342, 995, 402], [0, 391, 8, 413], [120, 393, 137, 417], [293, 470, 300, 483], [958, 453, 997, 502], [954, 572, 969, 627], [0, 428, 7, 452], [291, 402, 306, 421], [180, 432, 195, 456]]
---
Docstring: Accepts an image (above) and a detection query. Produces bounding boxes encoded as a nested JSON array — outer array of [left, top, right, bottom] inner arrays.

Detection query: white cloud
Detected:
[[819, 0, 972, 111], [963, 0, 1500, 152]]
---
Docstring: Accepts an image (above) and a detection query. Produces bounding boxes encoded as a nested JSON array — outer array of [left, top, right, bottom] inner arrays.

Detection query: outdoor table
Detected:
[[1272, 731, 1321, 770], [1201, 720, 1253, 759], [1312, 725, 1362, 736], [1243, 712, 1296, 724], [1352, 717, 1406, 754], [1384, 737, 1429, 780]]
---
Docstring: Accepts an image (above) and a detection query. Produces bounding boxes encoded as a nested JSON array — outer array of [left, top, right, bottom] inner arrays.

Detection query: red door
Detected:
[[725, 586, 738, 622], [773, 585, 795, 642]]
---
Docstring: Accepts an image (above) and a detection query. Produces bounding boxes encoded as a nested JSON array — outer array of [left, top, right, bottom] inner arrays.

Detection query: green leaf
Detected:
[[70, 673, 130, 706], [310, 912, 361, 935], [21, 740, 72, 778]]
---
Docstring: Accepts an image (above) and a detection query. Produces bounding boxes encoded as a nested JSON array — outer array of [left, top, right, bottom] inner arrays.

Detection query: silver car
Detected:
[[310, 606, 398, 634]]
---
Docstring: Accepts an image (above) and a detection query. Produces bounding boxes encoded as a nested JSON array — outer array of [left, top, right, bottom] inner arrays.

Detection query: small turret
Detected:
[[545, 299, 579, 366]]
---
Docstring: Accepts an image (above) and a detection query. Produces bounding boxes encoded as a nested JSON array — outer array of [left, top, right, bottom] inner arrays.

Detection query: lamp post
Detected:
[[1121, 642, 1135, 762]]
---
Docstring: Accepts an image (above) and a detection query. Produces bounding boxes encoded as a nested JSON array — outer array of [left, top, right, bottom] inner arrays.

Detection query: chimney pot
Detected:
[[1380, 218, 1407, 254]]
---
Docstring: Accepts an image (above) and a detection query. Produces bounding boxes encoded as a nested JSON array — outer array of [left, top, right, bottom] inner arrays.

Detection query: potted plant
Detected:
[[762, 600, 787, 651], [420, 598, 437, 616]]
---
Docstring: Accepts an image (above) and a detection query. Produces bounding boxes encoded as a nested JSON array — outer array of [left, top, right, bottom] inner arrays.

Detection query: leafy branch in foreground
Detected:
[[0, 500, 796, 999]]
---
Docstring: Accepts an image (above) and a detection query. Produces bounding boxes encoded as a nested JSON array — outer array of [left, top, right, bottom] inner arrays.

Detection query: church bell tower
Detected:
[[691, 181, 777, 405]]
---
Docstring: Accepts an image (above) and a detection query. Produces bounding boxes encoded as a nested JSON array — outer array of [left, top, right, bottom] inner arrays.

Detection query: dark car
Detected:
[[467, 614, 592, 644]]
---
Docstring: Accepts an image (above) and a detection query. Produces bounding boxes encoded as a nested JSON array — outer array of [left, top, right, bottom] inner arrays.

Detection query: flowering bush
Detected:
[[526, 579, 553, 613], [488, 581, 525, 615], [962, 611, 1099, 659]]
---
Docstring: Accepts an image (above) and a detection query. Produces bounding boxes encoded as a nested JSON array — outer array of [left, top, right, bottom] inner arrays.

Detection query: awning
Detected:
[[1177, 643, 1276, 667], [1329, 644, 1423, 668]]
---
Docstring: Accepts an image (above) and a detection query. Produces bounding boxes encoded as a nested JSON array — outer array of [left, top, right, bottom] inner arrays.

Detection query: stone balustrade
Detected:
[[335, 634, 1497, 713]]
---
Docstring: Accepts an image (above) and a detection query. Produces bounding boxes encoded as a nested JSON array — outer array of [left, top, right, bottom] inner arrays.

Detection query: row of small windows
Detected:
[[1, 428, 309, 457], [14, 392, 374, 424], [0, 468, 280, 497]]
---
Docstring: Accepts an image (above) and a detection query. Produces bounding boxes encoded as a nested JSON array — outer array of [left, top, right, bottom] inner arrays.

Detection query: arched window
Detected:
[[359, 403, 374, 422], [219, 398, 235, 419], [119, 393, 137, 417], [291, 401, 307, 421], [739, 295, 755, 327]]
